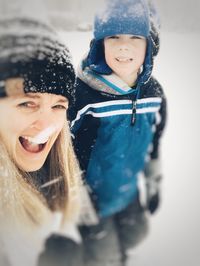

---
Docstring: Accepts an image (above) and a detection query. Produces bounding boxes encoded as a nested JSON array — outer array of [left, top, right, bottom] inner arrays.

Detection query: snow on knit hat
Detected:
[[94, 0, 150, 40], [86, 0, 158, 83], [0, 18, 76, 103]]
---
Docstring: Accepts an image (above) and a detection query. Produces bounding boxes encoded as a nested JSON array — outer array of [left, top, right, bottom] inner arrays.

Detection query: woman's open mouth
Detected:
[[19, 136, 47, 153]]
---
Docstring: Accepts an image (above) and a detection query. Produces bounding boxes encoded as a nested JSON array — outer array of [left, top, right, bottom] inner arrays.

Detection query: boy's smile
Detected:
[[116, 56, 133, 63], [104, 34, 147, 86]]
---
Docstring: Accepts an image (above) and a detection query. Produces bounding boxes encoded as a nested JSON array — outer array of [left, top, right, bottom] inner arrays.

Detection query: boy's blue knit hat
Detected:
[[94, 0, 150, 40], [87, 0, 157, 82]]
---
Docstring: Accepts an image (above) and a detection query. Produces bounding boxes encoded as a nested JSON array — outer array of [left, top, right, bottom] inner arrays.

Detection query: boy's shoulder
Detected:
[[75, 76, 118, 101], [76, 77, 91, 91], [76, 77, 102, 98], [140, 76, 165, 98], [75, 76, 165, 104]]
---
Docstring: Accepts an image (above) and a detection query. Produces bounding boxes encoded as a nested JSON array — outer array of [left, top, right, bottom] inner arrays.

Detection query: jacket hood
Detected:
[[86, 30, 159, 86], [86, 0, 160, 85]]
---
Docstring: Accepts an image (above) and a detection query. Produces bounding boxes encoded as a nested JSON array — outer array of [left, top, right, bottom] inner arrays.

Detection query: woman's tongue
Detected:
[[20, 137, 43, 153]]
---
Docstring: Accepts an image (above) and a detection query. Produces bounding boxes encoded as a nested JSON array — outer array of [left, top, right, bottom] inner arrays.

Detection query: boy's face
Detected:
[[104, 34, 147, 84]]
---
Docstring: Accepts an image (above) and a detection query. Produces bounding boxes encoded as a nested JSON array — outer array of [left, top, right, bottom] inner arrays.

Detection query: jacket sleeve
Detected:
[[67, 79, 80, 126], [68, 78, 100, 173], [149, 79, 167, 160], [67, 78, 89, 139], [68, 79, 101, 224]]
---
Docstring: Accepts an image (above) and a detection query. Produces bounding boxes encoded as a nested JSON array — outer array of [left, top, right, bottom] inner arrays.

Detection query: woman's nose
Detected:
[[31, 108, 56, 130]]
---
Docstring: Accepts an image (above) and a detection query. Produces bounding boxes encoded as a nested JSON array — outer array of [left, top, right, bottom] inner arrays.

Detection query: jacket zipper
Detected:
[[131, 100, 136, 126]]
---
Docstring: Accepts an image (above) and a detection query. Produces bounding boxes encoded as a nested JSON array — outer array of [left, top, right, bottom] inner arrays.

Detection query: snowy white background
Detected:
[[59, 30, 200, 266], [0, 0, 200, 265]]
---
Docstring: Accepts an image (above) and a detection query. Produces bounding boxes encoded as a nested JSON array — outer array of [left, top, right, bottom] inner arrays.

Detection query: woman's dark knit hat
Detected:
[[0, 18, 76, 103]]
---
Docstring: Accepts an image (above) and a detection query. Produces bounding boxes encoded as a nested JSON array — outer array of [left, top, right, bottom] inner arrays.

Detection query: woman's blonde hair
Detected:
[[0, 121, 81, 231]]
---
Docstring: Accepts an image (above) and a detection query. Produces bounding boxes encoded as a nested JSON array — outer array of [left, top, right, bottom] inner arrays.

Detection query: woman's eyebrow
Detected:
[[57, 99, 68, 103], [12, 94, 40, 101], [24, 93, 68, 103], [23, 93, 40, 99]]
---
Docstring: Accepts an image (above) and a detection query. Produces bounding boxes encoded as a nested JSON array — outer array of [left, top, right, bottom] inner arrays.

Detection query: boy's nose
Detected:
[[119, 42, 129, 51]]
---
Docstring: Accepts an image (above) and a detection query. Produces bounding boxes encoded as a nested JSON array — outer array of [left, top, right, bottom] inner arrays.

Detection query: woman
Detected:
[[0, 18, 81, 266]]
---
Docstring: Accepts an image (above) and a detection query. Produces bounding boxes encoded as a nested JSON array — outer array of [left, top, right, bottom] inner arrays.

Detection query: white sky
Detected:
[[0, 0, 200, 32]]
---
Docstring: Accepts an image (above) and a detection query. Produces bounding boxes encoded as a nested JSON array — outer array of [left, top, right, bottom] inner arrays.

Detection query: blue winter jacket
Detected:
[[70, 28, 167, 218]]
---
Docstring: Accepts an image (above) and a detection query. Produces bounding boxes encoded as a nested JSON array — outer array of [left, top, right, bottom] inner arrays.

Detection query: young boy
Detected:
[[70, 0, 167, 265]]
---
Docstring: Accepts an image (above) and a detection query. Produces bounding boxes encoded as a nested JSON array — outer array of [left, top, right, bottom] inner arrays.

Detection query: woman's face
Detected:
[[0, 78, 68, 172]]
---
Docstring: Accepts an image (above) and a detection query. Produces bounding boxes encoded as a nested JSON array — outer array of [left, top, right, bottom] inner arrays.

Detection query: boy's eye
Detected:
[[107, 35, 119, 39], [130, 36, 143, 40]]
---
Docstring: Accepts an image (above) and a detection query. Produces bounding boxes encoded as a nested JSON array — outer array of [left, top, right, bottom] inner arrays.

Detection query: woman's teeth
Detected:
[[19, 136, 46, 153], [22, 135, 48, 145], [31, 126, 57, 144], [19, 126, 57, 153]]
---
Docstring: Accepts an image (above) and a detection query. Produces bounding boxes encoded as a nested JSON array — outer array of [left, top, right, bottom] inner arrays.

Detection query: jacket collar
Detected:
[[77, 59, 137, 96]]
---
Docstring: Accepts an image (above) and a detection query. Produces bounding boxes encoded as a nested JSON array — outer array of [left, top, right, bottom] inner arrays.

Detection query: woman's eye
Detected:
[[18, 102, 37, 108], [53, 105, 67, 110]]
